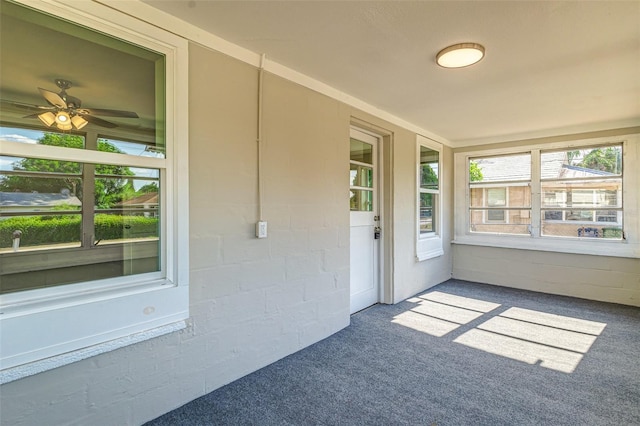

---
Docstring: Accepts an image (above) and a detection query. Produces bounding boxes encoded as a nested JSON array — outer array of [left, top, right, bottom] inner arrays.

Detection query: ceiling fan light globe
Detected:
[[55, 111, 71, 125], [71, 115, 88, 130], [38, 111, 56, 127], [57, 122, 73, 131]]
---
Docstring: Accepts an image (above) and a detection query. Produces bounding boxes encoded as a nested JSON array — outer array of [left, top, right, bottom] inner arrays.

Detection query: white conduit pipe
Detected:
[[257, 53, 265, 221]]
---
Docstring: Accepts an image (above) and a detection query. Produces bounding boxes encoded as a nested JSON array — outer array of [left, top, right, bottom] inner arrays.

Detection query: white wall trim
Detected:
[[96, 0, 452, 147], [0, 320, 186, 385]]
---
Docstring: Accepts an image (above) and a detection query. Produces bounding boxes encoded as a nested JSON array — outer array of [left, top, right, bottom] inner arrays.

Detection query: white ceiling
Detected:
[[142, 0, 640, 146]]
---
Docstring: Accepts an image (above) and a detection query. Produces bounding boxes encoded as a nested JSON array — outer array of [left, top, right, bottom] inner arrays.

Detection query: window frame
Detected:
[[416, 135, 443, 261], [0, 0, 189, 377], [453, 134, 639, 258]]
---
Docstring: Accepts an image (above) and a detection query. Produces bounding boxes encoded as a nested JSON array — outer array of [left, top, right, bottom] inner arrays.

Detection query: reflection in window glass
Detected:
[[98, 137, 166, 159], [418, 145, 440, 236], [0, 152, 83, 252], [420, 146, 439, 190], [95, 165, 160, 246], [420, 192, 435, 233], [0, 127, 85, 150], [350, 189, 373, 211], [0, 214, 81, 252], [350, 164, 373, 188], [350, 139, 373, 164]]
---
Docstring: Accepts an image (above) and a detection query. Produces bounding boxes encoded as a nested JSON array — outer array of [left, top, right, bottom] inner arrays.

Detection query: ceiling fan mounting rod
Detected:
[[55, 79, 73, 91]]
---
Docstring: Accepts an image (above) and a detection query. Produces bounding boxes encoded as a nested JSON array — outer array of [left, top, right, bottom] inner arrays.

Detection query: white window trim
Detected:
[[453, 134, 639, 258], [0, 0, 189, 380], [416, 135, 443, 261]]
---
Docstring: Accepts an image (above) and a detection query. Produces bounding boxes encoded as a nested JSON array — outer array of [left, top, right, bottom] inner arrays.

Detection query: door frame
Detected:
[[350, 120, 394, 308]]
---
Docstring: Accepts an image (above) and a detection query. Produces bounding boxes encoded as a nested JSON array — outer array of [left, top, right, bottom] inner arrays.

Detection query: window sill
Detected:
[[416, 248, 444, 261], [452, 234, 639, 259], [0, 320, 187, 384]]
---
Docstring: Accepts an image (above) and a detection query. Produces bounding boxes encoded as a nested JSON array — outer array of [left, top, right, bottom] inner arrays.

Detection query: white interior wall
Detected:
[[391, 139, 453, 302], [0, 42, 453, 425], [452, 245, 640, 306]]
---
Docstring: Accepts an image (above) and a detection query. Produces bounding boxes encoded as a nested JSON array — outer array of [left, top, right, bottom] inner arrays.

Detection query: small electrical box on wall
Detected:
[[256, 221, 268, 238]]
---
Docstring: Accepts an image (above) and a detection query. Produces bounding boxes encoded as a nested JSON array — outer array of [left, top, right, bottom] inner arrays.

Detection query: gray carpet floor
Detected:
[[146, 279, 640, 426]]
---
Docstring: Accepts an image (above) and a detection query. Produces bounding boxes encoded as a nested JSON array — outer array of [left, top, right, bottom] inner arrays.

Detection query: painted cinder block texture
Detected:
[[0, 39, 451, 425], [452, 245, 640, 306]]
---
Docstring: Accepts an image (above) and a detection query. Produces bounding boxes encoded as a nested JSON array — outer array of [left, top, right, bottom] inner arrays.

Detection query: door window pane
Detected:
[[350, 139, 373, 164], [350, 164, 373, 188], [350, 189, 373, 211]]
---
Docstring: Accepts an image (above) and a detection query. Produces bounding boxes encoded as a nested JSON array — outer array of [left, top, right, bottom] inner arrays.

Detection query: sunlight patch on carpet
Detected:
[[394, 291, 607, 373]]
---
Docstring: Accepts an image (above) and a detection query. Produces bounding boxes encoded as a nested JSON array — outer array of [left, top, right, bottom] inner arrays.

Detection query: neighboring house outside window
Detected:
[[540, 147, 623, 239], [454, 136, 638, 258], [416, 136, 443, 261], [469, 153, 531, 235]]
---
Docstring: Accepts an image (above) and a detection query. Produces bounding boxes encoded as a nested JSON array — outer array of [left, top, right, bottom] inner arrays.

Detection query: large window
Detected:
[[0, 0, 188, 376], [541, 146, 622, 239], [1, 129, 163, 292], [469, 153, 531, 235], [416, 136, 443, 261], [454, 136, 638, 258]]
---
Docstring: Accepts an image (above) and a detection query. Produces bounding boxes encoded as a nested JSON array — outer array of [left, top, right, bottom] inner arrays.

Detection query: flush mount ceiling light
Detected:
[[436, 43, 485, 68]]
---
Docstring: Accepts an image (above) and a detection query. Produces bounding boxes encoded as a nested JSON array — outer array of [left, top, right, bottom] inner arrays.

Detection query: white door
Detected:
[[349, 128, 381, 314]]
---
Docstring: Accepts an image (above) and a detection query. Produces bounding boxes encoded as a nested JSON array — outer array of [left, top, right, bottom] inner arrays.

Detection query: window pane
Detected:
[[542, 219, 622, 239], [0, 156, 83, 216], [470, 209, 531, 235], [470, 186, 531, 208], [350, 189, 373, 211], [0, 127, 85, 150], [0, 214, 82, 253], [470, 153, 531, 183], [95, 166, 160, 245], [350, 164, 373, 188], [420, 146, 439, 190], [420, 192, 435, 234], [487, 188, 506, 207], [98, 137, 165, 159], [541, 180, 622, 208], [541, 145, 622, 178], [350, 139, 373, 164]]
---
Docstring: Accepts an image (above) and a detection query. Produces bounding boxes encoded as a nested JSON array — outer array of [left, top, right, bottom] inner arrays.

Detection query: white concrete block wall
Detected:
[[0, 41, 453, 425], [391, 136, 454, 302], [452, 245, 640, 306]]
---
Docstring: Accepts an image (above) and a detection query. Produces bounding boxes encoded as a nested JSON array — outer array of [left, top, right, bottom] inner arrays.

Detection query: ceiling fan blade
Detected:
[[79, 108, 139, 118], [79, 113, 118, 128], [1, 99, 55, 113], [38, 87, 67, 108], [22, 113, 44, 119]]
